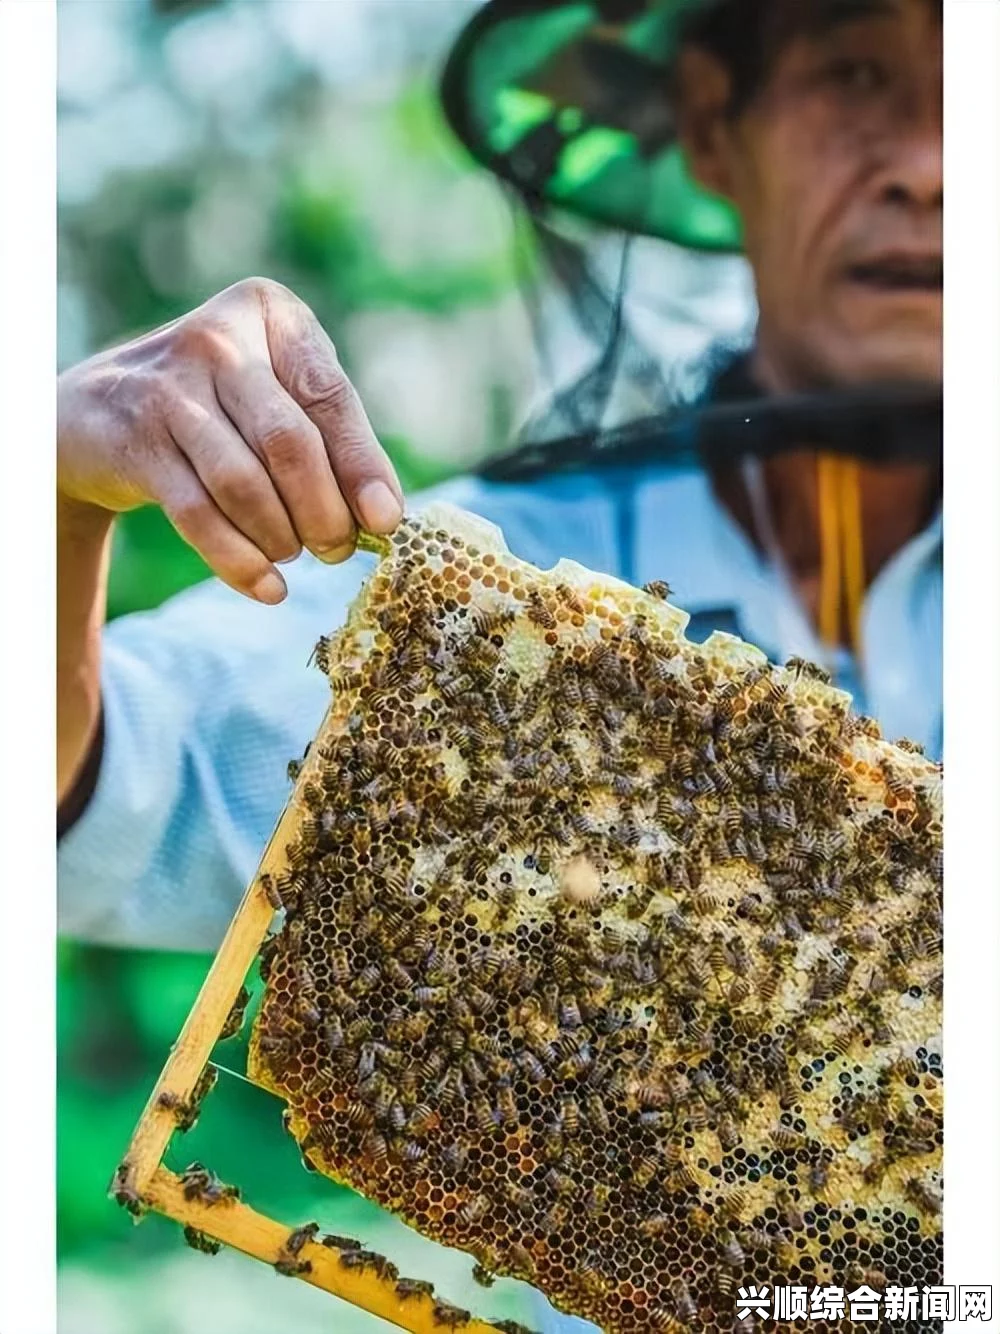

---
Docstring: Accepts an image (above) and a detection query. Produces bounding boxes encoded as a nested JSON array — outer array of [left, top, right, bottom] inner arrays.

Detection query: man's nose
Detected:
[[876, 91, 943, 211]]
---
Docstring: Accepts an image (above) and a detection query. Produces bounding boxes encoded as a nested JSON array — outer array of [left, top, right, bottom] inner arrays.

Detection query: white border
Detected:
[[943, 0, 1000, 1326], [0, 2, 57, 1333]]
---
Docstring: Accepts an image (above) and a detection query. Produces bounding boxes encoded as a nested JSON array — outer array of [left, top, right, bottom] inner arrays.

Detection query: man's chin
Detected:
[[824, 295, 941, 386], [809, 327, 941, 389]]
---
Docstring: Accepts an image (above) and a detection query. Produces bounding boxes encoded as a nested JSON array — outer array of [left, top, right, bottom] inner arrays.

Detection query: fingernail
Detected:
[[357, 480, 403, 533], [252, 570, 287, 604], [314, 541, 356, 565]]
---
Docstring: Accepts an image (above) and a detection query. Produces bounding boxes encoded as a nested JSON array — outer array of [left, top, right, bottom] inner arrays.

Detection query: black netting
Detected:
[[483, 196, 942, 484]]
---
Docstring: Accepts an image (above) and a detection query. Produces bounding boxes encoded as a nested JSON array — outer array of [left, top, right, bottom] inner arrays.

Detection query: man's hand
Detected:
[[57, 277, 404, 604]]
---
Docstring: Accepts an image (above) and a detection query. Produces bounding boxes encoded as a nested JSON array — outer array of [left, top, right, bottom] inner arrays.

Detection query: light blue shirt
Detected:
[[57, 460, 940, 1333]]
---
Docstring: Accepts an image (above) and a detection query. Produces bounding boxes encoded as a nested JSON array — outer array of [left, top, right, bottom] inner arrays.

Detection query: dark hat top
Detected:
[[440, 0, 744, 249]]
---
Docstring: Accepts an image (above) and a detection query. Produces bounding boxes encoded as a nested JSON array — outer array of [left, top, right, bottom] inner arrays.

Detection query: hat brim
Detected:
[[440, 0, 744, 250]]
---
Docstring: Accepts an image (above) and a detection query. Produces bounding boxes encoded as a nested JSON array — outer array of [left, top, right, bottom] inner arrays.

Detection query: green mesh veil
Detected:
[[440, 0, 744, 250]]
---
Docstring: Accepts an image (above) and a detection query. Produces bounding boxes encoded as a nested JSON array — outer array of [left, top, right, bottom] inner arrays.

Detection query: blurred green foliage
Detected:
[[57, 3, 535, 1321]]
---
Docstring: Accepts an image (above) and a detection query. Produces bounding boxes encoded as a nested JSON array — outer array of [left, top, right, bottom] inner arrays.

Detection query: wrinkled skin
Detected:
[[57, 278, 404, 602], [676, 0, 942, 390]]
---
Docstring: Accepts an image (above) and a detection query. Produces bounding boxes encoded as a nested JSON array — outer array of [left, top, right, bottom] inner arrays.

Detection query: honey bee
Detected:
[[541, 1201, 570, 1232], [852, 923, 881, 952], [363, 1130, 389, 1164], [775, 1187, 805, 1231], [458, 1194, 490, 1227], [471, 1263, 496, 1288], [559, 1095, 580, 1136], [636, 1212, 670, 1239], [770, 1124, 806, 1152], [354, 963, 382, 994], [385, 1098, 407, 1132], [183, 1225, 222, 1255], [308, 635, 332, 675], [502, 1181, 534, 1214], [809, 1158, 830, 1193], [260, 873, 285, 912], [507, 1242, 537, 1278], [396, 1276, 436, 1300], [283, 1221, 319, 1255], [441, 1140, 469, 1175], [179, 1162, 240, 1206], [432, 1301, 472, 1328], [545, 1167, 576, 1198], [715, 1268, 737, 1301], [638, 1109, 670, 1130], [108, 1161, 145, 1218], [408, 1103, 437, 1136], [345, 1100, 374, 1132], [642, 579, 672, 601], [555, 1048, 593, 1080], [896, 736, 926, 755], [668, 1280, 698, 1326], [631, 1153, 661, 1189], [574, 1255, 605, 1298], [809, 960, 834, 1002], [538, 1120, 563, 1161], [384, 958, 413, 990], [461, 1052, 486, 1086], [715, 1113, 741, 1154], [217, 983, 253, 1042], [359, 1245, 398, 1283], [584, 1093, 611, 1134], [274, 1255, 312, 1278], [904, 1176, 942, 1216], [357, 1042, 379, 1082], [159, 1065, 218, 1133], [739, 1226, 772, 1253], [496, 1082, 518, 1126], [861, 1158, 887, 1189], [785, 655, 832, 684], [318, 1013, 343, 1052], [880, 759, 911, 799], [321, 1234, 361, 1251], [718, 1229, 745, 1267], [470, 1095, 494, 1132]]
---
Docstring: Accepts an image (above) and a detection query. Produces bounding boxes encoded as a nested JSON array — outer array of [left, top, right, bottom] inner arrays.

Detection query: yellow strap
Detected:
[[838, 458, 865, 656], [817, 454, 842, 649], [817, 455, 865, 656]]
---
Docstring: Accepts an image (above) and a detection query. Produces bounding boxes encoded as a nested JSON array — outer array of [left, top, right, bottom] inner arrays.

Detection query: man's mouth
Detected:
[[845, 254, 943, 293]]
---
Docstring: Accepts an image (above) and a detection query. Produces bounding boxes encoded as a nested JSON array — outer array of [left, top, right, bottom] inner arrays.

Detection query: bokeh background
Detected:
[[57, 2, 754, 1330]]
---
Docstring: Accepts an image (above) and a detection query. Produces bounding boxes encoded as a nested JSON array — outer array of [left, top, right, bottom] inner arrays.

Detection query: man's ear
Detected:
[[673, 45, 738, 201]]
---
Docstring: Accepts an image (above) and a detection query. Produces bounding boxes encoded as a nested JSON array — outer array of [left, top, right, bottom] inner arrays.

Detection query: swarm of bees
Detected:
[[248, 503, 942, 1334]]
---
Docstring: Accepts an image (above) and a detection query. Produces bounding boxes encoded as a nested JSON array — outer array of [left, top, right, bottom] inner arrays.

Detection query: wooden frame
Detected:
[[113, 702, 504, 1334]]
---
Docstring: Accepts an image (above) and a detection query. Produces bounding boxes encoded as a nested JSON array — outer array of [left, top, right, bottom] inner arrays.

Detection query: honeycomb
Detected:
[[247, 503, 942, 1333]]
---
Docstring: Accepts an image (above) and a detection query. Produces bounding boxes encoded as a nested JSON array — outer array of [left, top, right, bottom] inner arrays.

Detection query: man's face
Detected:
[[678, 0, 942, 389]]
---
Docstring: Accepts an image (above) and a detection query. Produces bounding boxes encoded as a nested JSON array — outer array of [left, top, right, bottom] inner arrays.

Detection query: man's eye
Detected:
[[824, 57, 886, 93]]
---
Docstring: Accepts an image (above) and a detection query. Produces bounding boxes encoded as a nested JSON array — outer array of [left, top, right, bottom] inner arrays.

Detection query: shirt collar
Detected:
[[629, 460, 942, 663]]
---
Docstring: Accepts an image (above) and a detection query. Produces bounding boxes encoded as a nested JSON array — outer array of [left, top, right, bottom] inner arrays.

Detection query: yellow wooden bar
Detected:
[[143, 1167, 501, 1334]]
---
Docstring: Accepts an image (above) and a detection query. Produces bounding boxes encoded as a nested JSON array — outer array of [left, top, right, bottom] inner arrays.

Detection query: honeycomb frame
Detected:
[[111, 739, 508, 1333], [116, 502, 942, 1334]]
